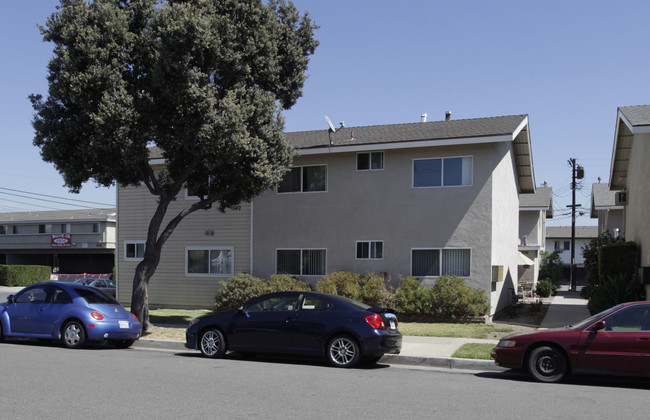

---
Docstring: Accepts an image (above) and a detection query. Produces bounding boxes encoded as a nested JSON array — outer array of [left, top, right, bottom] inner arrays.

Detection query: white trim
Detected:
[[124, 240, 146, 261], [185, 246, 235, 277], [275, 248, 327, 276], [412, 155, 473, 188], [355, 240, 384, 260]]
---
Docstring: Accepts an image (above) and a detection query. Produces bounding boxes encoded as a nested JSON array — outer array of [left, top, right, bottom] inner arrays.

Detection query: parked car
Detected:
[[491, 301, 650, 382], [0, 282, 141, 349], [185, 291, 402, 368], [86, 278, 116, 297]]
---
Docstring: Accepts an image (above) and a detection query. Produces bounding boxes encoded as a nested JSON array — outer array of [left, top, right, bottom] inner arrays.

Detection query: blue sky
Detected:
[[2, 0, 649, 226]]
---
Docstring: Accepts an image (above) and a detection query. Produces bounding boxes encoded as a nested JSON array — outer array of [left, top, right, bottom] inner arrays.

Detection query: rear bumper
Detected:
[[363, 331, 402, 356], [85, 321, 141, 342]]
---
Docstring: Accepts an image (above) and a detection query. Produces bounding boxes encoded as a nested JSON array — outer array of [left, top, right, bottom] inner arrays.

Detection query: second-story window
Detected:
[[357, 152, 384, 170], [277, 165, 327, 193], [413, 156, 472, 187], [356, 241, 383, 259]]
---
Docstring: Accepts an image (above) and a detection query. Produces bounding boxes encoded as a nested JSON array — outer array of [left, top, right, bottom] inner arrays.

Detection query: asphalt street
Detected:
[[1, 340, 647, 419]]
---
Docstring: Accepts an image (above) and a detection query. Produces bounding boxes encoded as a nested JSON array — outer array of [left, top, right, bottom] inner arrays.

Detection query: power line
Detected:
[[0, 186, 113, 206]]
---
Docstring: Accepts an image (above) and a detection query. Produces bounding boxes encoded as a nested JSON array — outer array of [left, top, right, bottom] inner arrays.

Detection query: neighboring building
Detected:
[[0, 208, 116, 275], [518, 187, 553, 287], [590, 182, 624, 237], [545, 226, 598, 266], [606, 105, 650, 298], [117, 113, 538, 315]]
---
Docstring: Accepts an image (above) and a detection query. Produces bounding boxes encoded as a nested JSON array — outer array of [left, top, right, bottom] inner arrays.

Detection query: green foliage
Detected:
[[539, 250, 564, 286], [214, 273, 269, 310], [581, 231, 624, 299], [394, 276, 431, 318], [29, 0, 318, 328], [0, 265, 51, 287], [430, 276, 489, 319], [358, 273, 393, 308], [267, 274, 312, 292], [316, 271, 362, 299], [587, 274, 645, 315], [535, 278, 556, 298]]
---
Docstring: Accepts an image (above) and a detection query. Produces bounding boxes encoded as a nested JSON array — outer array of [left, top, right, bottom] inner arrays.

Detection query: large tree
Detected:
[[30, 0, 318, 331]]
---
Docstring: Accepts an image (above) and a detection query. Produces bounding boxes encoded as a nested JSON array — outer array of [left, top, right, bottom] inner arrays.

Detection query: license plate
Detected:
[[119, 321, 129, 329], [389, 320, 396, 329]]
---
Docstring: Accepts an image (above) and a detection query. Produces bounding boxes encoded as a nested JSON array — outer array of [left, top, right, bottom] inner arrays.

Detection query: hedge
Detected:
[[0, 265, 51, 287]]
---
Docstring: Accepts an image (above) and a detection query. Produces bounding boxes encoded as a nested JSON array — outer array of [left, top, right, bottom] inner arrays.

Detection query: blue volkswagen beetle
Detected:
[[0, 282, 141, 349]]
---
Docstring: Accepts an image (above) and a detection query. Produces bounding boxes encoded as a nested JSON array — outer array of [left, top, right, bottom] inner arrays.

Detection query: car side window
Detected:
[[301, 296, 332, 311], [49, 287, 73, 304], [246, 295, 298, 312], [604, 305, 650, 331], [15, 286, 48, 304]]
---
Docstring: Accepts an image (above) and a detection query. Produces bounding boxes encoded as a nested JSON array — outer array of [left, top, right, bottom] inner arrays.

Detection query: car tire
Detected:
[[0, 322, 4, 342], [327, 335, 360, 368], [527, 345, 567, 383], [62, 321, 86, 349], [114, 339, 135, 349], [199, 328, 227, 358]]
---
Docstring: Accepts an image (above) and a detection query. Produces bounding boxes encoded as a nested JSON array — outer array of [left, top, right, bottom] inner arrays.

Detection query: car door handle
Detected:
[[285, 318, 296, 323], [638, 337, 650, 341]]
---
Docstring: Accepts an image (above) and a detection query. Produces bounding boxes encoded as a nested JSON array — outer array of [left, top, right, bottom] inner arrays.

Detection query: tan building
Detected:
[[117, 113, 538, 314], [0, 208, 116, 275]]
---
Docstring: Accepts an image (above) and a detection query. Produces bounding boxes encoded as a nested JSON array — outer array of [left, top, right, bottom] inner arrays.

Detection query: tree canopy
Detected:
[[30, 0, 318, 329]]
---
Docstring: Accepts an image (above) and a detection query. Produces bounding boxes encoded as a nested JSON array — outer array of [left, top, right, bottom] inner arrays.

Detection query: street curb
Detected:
[[133, 338, 504, 371]]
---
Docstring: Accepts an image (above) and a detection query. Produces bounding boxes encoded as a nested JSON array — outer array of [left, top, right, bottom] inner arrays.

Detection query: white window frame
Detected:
[[356, 151, 384, 171], [185, 246, 234, 277], [412, 156, 473, 188], [276, 248, 327, 276], [276, 165, 328, 194], [124, 240, 146, 261], [410, 248, 471, 278], [355, 240, 384, 260]]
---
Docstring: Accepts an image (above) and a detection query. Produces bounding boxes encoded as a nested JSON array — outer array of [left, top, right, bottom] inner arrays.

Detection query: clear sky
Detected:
[[2, 0, 649, 226]]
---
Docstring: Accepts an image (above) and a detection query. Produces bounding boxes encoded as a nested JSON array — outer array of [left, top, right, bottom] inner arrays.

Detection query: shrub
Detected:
[[430, 276, 489, 319], [394, 276, 431, 318], [539, 250, 564, 287], [587, 274, 644, 315], [358, 273, 393, 308], [267, 274, 312, 292], [535, 278, 556, 298], [214, 273, 269, 310], [316, 271, 362, 300], [0, 265, 51, 286]]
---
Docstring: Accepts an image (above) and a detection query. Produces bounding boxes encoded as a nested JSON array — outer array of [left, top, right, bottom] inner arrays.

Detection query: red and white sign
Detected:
[[51, 233, 71, 247]]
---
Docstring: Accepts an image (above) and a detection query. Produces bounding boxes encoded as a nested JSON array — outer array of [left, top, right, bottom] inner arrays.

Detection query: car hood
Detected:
[[499, 327, 577, 342]]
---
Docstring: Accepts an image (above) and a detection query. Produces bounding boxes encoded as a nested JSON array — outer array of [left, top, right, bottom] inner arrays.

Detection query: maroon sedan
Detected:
[[491, 301, 650, 382]]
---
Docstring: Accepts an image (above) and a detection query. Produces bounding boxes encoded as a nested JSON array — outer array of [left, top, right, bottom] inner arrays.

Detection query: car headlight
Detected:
[[189, 318, 200, 327], [497, 340, 517, 348]]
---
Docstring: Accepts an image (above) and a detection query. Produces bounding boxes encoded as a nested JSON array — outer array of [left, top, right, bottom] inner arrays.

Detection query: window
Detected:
[[277, 249, 326, 276], [356, 241, 383, 259], [61, 224, 69, 234], [413, 156, 472, 187], [277, 165, 327, 193], [411, 248, 470, 277], [15, 285, 48, 304], [186, 175, 218, 199], [186, 247, 234, 276], [93, 223, 100, 233], [603, 305, 650, 331], [301, 296, 332, 311], [563, 241, 570, 251], [39, 224, 52, 234], [125, 241, 146, 261], [0, 225, 5, 235], [245, 294, 299, 313], [357, 152, 384, 170]]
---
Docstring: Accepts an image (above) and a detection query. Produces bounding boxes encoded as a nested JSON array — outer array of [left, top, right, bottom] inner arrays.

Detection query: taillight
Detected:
[[365, 313, 385, 329], [131, 313, 139, 322], [91, 311, 104, 320]]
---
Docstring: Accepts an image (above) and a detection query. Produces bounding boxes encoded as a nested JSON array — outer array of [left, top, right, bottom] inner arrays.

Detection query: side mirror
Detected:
[[238, 306, 250, 318], [592, 320, 606, 332], [7, 294, 15, 303]]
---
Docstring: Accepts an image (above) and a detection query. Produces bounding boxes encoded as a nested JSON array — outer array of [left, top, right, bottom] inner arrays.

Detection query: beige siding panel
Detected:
[[117, 183, 251, 308]]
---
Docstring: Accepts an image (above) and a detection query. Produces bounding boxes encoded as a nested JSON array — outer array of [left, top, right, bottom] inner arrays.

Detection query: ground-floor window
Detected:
[[276, 249, 326, 276], [124, 240, 146, 261], [411, 248, 470, 277], [356, 240, 383, 259], [186, 246, 234, 276]]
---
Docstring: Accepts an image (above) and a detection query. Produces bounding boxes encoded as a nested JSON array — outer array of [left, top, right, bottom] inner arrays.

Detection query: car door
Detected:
[[230, 293, 299, 352], [577, 304, 650, 373], [292, 295, 334, 354], [30, 286, 73, 337], [5, 285, 51, 335]]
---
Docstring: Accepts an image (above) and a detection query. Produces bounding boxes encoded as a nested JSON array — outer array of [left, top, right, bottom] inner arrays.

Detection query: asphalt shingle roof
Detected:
[[0, 208, 116, 223], [619, 105, 650, 127]]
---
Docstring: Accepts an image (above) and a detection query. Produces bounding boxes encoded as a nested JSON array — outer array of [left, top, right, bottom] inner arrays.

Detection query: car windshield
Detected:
[[570, 304, 624, 329], [76, 287, 120, 305]]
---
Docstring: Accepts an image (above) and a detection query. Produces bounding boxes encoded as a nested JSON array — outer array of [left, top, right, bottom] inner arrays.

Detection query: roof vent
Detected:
[[421, 113, 427, 123], [445, 111, 452, 121]]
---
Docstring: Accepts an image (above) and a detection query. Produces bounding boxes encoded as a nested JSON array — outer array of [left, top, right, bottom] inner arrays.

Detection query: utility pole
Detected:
[[566, 158, 584, 292]]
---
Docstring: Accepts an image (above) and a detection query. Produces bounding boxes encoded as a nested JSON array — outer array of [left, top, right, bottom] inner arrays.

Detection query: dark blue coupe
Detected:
[[185, 291, 402, 367], [0, 282, 141, 349]]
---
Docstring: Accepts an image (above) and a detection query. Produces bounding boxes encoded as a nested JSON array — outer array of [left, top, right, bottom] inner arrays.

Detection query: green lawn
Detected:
[[451, 343, 495, 360], [398, 322, 514, 340]]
